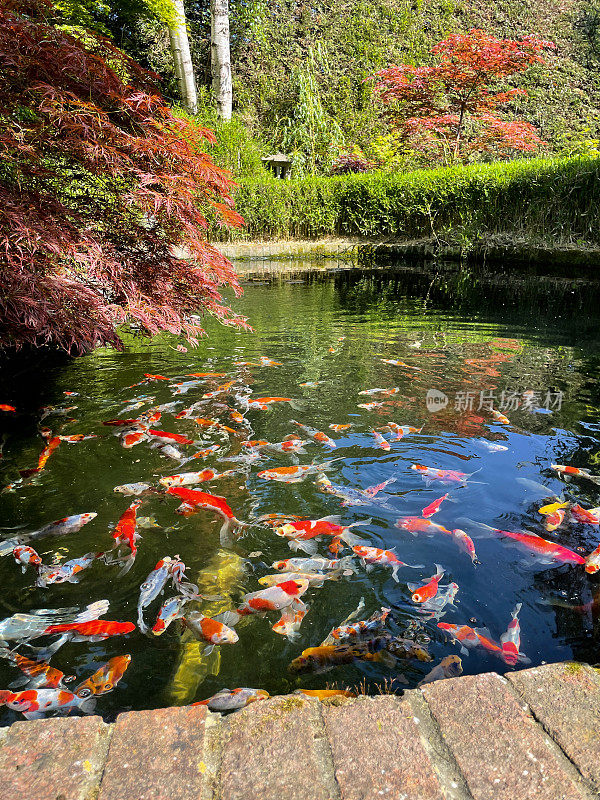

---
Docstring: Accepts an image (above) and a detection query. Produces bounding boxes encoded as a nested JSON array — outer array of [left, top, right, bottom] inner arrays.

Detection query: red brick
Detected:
[[98, 705, 208, 800], [422, 672, 589, 800], [0, 715, 110, 800], [323, 695, 444, 800], [508, 662, 600, 792], [219, 695, 331, 800]]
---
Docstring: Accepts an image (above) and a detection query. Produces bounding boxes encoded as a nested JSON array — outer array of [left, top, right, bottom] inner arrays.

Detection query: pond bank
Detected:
[[1, 661, 598, 800], [220, 235, 600, 270]]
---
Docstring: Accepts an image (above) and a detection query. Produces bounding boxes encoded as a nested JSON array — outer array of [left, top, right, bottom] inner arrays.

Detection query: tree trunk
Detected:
[[211, 0, 232, 120], [168, 0, 198, 115]]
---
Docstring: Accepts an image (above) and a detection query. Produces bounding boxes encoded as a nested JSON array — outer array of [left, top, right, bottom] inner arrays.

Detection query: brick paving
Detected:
[[0, 662, 598, 800]]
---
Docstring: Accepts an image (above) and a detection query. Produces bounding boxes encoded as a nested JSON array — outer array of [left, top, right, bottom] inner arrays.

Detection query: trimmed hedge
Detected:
[[213, 157, 600, 245]]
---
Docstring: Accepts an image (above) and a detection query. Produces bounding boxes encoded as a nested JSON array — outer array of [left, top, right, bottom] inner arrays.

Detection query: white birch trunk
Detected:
[[211, 0, 232, 120], [168, 0, 198, 115]]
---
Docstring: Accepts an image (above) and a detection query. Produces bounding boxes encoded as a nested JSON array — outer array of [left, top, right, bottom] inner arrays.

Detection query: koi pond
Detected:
[[1, 259, 600, 721]]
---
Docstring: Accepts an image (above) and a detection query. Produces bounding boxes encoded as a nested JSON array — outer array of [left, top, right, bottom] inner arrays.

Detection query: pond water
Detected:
[[1, 259, 600, 721]]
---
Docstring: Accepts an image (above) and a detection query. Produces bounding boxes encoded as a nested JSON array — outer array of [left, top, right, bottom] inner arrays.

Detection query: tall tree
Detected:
[[168, 0, 198, 114], [0, 0, 247, 355], [371, 30, 555, 165], [210, 0, 232, 119]]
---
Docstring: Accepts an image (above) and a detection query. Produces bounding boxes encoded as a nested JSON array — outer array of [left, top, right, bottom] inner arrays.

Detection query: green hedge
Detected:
[[213, 157, 600, 245]]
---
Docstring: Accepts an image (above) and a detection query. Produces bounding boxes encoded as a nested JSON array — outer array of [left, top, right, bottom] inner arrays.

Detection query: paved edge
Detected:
[[0, 662, 598, 800]]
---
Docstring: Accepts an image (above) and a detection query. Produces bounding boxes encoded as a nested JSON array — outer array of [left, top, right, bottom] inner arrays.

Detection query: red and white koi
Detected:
[[166, 487, 244, 543], [111, 500, 143, 572], [411, 464, 476, 486], [151, 595, 189, 635], [137, 556, 187, 632], [570, 504, 600, 524], [159, 469, 236, 488], [359, 387, 400, 396], [0, 688, 93, 720], [551, 464, 600, 484], [291, 420, 336, 448], [490, 409, 510, 425], [421, 494, 449, 518], [182, 610, 239, 651], [12, 546, 42, 573], [451, 529, 479, 564], [271, 598, 308, 639], [36, 551, 102, 587], [235, 579, 309, 618], [275, 515, 369, 555], [500, 603, 528, 666], [370, 430, 391, 451], [257, 463, 331, 483], [438, 622, 503, 657], [395, 516, 453, 536]]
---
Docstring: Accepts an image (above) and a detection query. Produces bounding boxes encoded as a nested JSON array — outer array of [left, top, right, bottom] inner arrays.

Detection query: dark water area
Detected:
[[1, 259, 600, 722]]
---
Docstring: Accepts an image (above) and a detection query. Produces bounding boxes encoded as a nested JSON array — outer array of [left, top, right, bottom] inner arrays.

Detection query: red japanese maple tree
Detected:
[[372, 29, 555, 165], [0, 0, 248, 355]]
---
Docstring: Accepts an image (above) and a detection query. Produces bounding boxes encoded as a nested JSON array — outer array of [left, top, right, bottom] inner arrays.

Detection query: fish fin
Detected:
[[391, 566, 399, 583], [203, 645, 215, 656], [473, 626, 493, 639], [79, 696, 97, 715], [364, 563, 374, 572], [434, 563, 444, 577], [290, 539, 318, 555], [406, 582, 420, 593], [460, 646, 470, 657], [515, 478, 557, 497], [219, 517, 244, 547], [318, 515, 342, 524], [348, 517, 372, 529], [117, 555, 136, 577], [217, 610, 240, 627], [517, 654, 531, 665], [454, 517, 494, 537], [289, 400, 307, 412], [405, 563, 425, 569], [376, 651, 397, 668], [339, 531, 363, 547]]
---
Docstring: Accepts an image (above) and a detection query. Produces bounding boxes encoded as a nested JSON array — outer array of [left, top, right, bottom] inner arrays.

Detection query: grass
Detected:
[[212, 156, 600, 248]]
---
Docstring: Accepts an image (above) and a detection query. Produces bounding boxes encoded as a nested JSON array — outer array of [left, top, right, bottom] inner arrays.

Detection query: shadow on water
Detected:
[[1, 258, 600, 720]]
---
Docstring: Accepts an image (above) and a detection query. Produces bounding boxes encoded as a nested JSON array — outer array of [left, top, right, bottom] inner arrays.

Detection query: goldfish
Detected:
[[58, 434, 97, 443], [120, 427, 148, 449], [500, 603, 528, 666], [152, 596, 189, 635], [0, 512, 97, 557], [359, 387, 400, 396], [289, 637, 428, 674], [357, 402, 384, 410], [74, 655, 131, 698], [259, 358, 282, 366], [103, 418, 140, 427], [258, 572, 331, 588], [352, 545, 421, 582], [12, 546, 42, 572], [137, 556, 187, 633], [187, 372, 226, 378], [370, 430, 391, 451], [477, 440, 508, 453], [585, 543, 600, 574], [291, 420, 336, 448], [194, 417, 236, 434], [0, 405, 15, 412], [538, 500, 569, 515], [230, 410, 245, 424], [415, 582, 459, 619], [381, 423, 422, 442], [148, 429, 194, 445], [202, 381, 237, 399], [19, 435, 61, 477], [159, 469, 236, 488], [551, 464, 600, 483], [235, 579, 309, 617], [247, 396, 294, 411], [380, 359, 420, 369], [36, 551, 102, 587], [113, 482, 154, 496], [111, 500, 143, 572], [417, 655, 463, 687], [144, 374, 168, 381], [422, 494, 449, 518], [477, 523, 586, 564], [166, 487, 244, 543], [300, 382, 322, 388], [411, 464, 476, 486], [544, 509, 565, 532], [257, 463, 331, 483], [190, 445, 221, 459], [322, 607, 391, 645], [570, 504, 600, 524], [407, 564, 445, 603], [329, 424, 352, 431], [294, 689, 356, 699], [364, 477, 397, 497], [490, 409, 510, 424], [170, 380, 202, 395], [438, 622, 503, 657], [0, 688, 93, 720], [193, 688, 269, 711], [275, 515, 368, 555], [181, 610, 239, 652]]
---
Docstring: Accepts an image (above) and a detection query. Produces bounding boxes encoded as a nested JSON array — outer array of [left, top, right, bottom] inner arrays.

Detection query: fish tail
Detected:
[[117, 554, 136, 577], [219, 517, 244, 547]]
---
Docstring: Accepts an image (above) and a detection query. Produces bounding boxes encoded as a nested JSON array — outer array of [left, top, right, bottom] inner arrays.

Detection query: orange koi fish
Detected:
[[271, 599, 309, 639], [491, 409, 510, 425], [380, 359, 421, 370], [500, 604, 527, 666], [120, 427, 148, 449], [438, 622, 503, 657], [194, 418, 236, 434], [544, 509, 565, 532], [371, 430, 390, 451], [144, 374, 169, 381], [395, 517, 452, 535], [74, 655, 131, 698], [43, 620, 135, 640], [7, 655, 67, 690], [292, 420, 336, 448], [13, 546, 42, 572], [294, 689, 356, 699], [411, 464, 475, 486], [329, 423, 352, 431], [19, 436, 61, 477], [230, 410, 245, 424], [202, 381, 236, 399], [191, 446, 221, 459], [166, 487, 243, 542], [187, 372, 226, 378], [182, 611, 239, 651], [0, 688, 90, 719], [58, 434, 97, 443], [275, 516, 368, 555], [257, 463, 331, 483], [476, 523, 586, 564], [0, 405, 16, 412], [585, 543, 600, 574], [408, 564, 445, 603], [382, 423, 422, 441], [352, 545, 421, 582], [148, 429, 194, 445], [112, 500, 143, 571], [103, 418, 140, 427], [421, 494, 449, 518]]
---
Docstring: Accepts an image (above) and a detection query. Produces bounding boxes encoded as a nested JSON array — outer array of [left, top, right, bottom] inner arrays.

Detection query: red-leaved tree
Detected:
[[372, 29, 556, 165], [0, 0, 248, 355]]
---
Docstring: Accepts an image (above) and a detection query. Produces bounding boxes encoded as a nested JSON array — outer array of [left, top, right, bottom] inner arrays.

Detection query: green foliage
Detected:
[[214, 156, 600, 246]]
